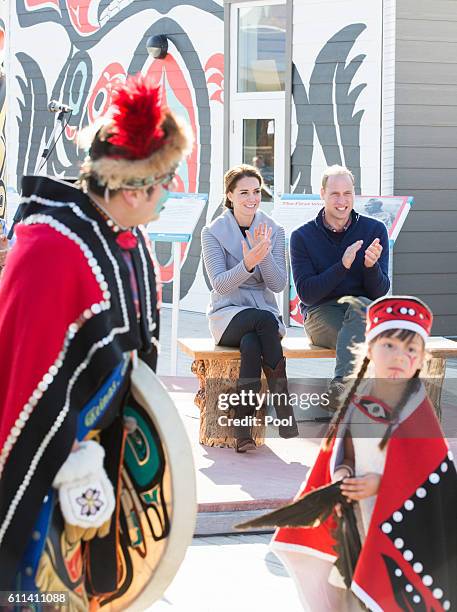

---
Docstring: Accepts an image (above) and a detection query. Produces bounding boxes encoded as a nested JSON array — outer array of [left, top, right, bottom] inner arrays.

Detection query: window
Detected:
[[237, 4, 287, 93], [243, 119, 275, 200]]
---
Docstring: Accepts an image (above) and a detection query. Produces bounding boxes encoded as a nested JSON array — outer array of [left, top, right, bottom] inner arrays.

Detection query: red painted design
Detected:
[[70, 64, 125, 145], [145, 55, 197, 192], [65, 541, 83, 582], [24, 0, 60, 13], [144, 56, 198, 284], [65, 125, 78, 141], [66, 0, 100, 36], [205, 53, 224, 104], [87, 64, 126, 125], [290, 295, 303, 325]]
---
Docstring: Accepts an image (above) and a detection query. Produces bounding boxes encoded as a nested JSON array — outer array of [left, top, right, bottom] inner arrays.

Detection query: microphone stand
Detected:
[[8, 110, 69, 239], [34, 110, 67, 174]]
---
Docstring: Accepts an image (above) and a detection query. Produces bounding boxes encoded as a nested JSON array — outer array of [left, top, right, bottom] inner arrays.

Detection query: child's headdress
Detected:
[[80, 73, 193, 190], [366, 296, 433, 343]]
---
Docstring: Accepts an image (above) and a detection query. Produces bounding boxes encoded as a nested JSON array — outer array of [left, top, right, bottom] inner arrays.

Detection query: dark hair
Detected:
[[85, 175, 117, 198], [325, 328, 424, 451], [223, 164, 263, 209]]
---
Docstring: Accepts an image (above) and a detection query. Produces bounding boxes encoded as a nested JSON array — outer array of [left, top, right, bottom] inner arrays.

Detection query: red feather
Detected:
[[107, 74, 166, 160]]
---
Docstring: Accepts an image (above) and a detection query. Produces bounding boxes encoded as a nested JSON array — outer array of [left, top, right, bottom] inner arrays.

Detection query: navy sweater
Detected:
[[290, 210, 390, 315]]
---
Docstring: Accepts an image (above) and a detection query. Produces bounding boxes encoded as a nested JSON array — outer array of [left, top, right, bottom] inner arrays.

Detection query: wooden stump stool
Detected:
[[191, 357, 267, 448], [422, 357, 446, 420]]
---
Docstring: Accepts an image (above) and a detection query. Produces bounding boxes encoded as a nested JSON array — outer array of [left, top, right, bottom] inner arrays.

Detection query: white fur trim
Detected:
[[366, 320, 428, 343]]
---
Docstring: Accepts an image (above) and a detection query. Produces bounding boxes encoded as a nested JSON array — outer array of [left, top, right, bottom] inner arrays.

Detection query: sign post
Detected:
[[147, 193, 207, 375]]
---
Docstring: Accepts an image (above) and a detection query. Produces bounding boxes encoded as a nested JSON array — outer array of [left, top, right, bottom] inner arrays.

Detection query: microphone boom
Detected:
[[48, 99, 72, 113]]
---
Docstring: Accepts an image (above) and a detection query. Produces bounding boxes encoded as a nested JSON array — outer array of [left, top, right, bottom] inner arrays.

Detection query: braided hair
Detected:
[[325, 328, 425, 451], [378, 369, 421, 450], [325, 355, 369, 450]]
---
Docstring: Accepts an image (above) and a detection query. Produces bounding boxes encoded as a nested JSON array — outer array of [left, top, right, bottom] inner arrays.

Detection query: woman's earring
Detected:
[[104, 186, 110, 203]]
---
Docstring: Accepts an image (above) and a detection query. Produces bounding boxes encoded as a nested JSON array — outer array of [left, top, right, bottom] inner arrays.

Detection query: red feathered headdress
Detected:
[[80, 73, 193, 190], [107, 75, 167, 160]]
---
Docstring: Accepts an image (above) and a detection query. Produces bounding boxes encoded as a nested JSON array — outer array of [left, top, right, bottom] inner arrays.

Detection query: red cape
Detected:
[[273, 394, 457, 611], [0, 223, 102, 452]]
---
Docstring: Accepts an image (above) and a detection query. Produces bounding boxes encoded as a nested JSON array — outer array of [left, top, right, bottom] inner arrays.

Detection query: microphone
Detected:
[[48, 100, 72, 113]]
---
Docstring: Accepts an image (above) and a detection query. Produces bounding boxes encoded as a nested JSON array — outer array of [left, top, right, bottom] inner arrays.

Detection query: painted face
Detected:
[[142, 175, 177, 224], [154, 187, 170, 216], [368, 332, 425, 380], [228, 176, 262, 224], [321, 174, 354, 227]]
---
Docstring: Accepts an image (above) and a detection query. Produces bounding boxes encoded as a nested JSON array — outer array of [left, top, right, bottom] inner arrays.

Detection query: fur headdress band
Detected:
[[80, 74, 193, 190]]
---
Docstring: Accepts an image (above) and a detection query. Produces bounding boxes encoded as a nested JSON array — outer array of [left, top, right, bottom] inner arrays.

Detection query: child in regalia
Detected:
[[271, 296, 457, 612]]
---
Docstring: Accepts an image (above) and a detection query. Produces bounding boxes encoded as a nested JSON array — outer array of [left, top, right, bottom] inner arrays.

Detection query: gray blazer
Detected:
[[201, 209, 287, 344]]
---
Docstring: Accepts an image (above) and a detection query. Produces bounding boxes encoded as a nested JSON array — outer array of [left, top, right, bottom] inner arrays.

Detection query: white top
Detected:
[[338, 383, 426, 538]]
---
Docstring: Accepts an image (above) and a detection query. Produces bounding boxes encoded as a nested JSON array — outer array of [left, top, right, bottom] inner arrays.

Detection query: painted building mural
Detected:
[[8, 0, 383, 315], [290, 1, 382, 195]]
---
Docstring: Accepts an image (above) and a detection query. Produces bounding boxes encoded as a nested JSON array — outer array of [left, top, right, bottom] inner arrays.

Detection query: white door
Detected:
[[229, 1, 287, 212]]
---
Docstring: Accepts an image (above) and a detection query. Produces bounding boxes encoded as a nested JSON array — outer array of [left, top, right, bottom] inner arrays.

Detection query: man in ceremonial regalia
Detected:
[[0, 74, 195, 609]]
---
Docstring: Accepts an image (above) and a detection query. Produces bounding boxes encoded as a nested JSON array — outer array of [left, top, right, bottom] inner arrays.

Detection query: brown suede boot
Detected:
[[232, 380, 260, 453], [262, 358, 299, 438]]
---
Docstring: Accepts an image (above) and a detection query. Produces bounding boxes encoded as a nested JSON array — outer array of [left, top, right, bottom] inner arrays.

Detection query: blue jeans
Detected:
[[304, 297, 371, 378]]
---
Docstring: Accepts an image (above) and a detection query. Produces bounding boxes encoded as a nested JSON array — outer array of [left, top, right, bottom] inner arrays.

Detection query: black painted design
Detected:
[[381, 554, 427, 611], [15, 53, 51, 188], [292, 24, 367, 194]]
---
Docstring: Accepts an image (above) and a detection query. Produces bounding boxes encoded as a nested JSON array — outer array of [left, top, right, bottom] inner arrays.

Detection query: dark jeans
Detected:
[[304, 297, 371, 378], [219, 308, 283, 382]]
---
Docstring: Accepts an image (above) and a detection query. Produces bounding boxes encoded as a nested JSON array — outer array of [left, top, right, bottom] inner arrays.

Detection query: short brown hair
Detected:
[[321, 165, 355, 190], [224, 164, 263, 209]]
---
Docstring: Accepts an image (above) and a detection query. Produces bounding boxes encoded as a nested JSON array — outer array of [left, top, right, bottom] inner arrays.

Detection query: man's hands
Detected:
[[242, 223, 272, 272], [342, 240, 363, 269], [364, 238, 382, 268], [341, 238, 382, 270]]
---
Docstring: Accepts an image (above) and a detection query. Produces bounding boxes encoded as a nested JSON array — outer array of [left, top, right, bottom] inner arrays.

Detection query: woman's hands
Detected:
[[247, 223, 272, 247], [242, 223, 272, 272], [340, 473, 381, 501]]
